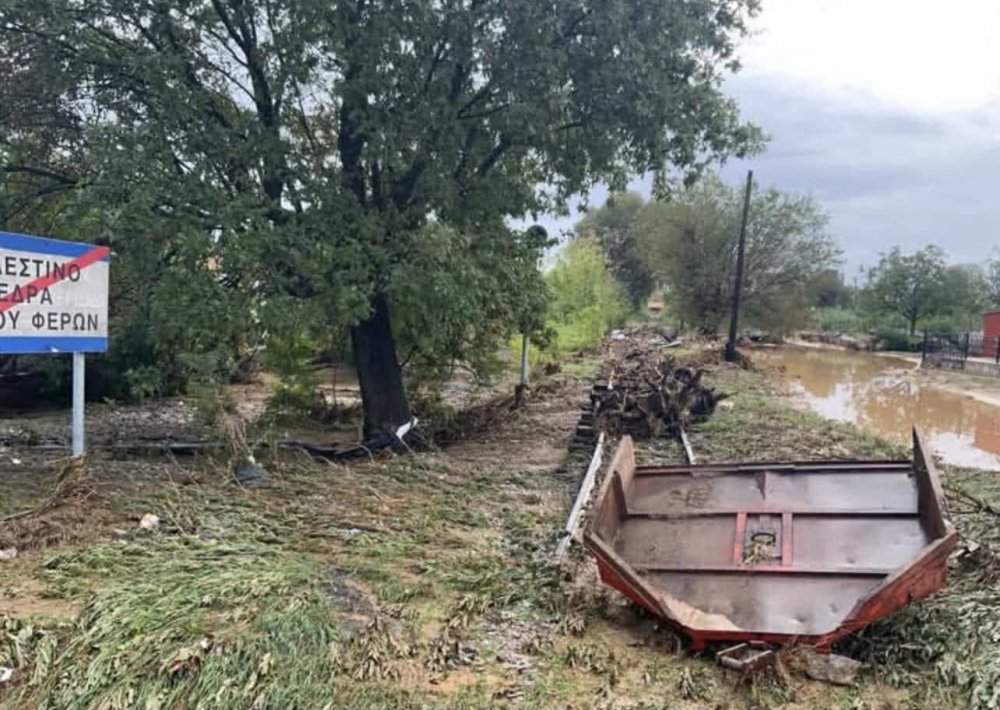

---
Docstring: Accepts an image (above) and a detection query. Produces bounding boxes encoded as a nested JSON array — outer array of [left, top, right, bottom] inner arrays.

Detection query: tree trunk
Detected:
[[351, 292, 412, 440], [909, 317, 917, 337]]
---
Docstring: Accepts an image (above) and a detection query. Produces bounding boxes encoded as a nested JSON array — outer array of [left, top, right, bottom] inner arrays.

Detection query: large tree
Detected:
[[640, 176, 839, 334], [1, 0, 762, 436], [575, 192, 655, 310], [864, 246, 948, 336]]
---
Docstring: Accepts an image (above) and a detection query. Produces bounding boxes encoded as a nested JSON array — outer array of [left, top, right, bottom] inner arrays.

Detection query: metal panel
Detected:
[[644, 572, 884, 635], [628, 470, 919, 515], [616, 517, 736, 567], [791, 516, 928, 569]]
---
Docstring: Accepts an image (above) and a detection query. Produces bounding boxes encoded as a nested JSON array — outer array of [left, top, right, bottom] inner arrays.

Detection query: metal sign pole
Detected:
[[520, 333, 530, 386], [72, 351, 85, 456]]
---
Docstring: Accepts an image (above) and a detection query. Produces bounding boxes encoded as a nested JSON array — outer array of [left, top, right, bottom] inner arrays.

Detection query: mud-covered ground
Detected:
[[0, 342, 997, 708]]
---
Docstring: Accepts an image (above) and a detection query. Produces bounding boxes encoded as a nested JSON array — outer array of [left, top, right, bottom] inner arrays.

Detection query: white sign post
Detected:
[[0, 231, 110, 456]]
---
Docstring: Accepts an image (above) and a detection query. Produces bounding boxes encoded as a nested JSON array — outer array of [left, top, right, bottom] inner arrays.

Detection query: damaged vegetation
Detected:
[[0, 348, 997, 708], [840, 499, 1000, 707]]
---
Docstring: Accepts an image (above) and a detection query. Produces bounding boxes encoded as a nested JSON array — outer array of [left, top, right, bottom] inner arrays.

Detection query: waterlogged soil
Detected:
[[756, 345, 1000, 470]]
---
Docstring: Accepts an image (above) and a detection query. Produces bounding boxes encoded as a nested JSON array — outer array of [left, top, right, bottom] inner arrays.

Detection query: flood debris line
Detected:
[[0, 456, 94, 527], [0, 456, 116, 553], [944, 482, 1000, 517]]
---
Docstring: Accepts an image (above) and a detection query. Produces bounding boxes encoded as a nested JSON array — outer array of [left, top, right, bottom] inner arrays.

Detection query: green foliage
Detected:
[[640, 176, 840, 335], [938, 264, 988, 330], [391, 223, 549, 388], [0, 0, 763, 412], [576, 192, 655, 310], [812, 269, 855, 309], [985, 256, 1000, 310], [263, 330, 322, 414], [542, 240, 630, 356], [6, 536, 338, 709], [871, 327, 923, 352], [813, 307, 868, 334], [815, 257, 990, 340], [863, 246, 948, 336], [920, 313, 980, 336]]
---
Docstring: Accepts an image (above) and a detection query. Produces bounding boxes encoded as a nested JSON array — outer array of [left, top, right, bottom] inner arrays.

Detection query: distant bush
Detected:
[[873, 327, 923, 352], [812, 307, 867, 334], [919, 313, 980, 335]]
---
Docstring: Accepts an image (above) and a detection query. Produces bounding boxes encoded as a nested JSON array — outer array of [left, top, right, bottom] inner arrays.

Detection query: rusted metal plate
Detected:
[[582, 428, 958, 650]]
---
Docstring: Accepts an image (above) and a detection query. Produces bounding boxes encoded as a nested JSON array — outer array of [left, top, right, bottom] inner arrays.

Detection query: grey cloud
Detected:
[[531, 73, 1000, 272], [719, 75, 1000, 271]]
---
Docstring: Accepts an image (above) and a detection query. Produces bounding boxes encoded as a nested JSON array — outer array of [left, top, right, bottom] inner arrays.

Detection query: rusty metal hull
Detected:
[[583, 429, 958, 650]]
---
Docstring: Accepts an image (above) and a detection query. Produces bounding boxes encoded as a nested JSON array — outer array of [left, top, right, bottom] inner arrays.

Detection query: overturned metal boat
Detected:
[[583, 429, 957, 650]]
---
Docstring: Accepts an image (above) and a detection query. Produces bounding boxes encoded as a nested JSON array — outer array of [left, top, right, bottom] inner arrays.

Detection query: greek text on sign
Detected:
[[0, 231, 110, 354]]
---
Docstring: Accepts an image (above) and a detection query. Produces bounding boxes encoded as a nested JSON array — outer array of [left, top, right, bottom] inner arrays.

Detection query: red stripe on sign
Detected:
[[0, 245, 110, 314]]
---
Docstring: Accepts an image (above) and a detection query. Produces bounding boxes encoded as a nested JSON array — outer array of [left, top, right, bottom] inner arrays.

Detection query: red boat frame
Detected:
[[583, 429, 958, 651]]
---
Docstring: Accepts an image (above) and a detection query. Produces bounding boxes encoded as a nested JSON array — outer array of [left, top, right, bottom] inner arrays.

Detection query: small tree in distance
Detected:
[[864, 246, 948, 336], [639, 176, 840, 335], [575, 193, 656, 311]]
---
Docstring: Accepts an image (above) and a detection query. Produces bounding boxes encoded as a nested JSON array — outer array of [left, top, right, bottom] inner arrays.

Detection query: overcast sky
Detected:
[[538, 0, 1000, 275]]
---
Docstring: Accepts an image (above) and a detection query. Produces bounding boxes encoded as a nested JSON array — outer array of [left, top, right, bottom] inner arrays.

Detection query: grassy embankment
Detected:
[[1, 353, 998, 709]]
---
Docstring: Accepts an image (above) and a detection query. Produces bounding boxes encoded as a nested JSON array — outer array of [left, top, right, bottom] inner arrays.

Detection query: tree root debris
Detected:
[[588, 336, 726, 441]]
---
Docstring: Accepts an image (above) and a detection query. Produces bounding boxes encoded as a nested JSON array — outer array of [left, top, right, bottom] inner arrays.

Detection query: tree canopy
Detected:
[[543, 238, 630, 355], [639, 177, 839, 334], [1, 0, 763, 433], [863, 246, 948, 336], [575, 192, 655, 310], [984, 256, 1000, 311]]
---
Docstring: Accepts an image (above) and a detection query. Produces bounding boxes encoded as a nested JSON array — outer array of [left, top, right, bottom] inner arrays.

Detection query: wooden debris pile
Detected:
[[573, 343, 725, 447]]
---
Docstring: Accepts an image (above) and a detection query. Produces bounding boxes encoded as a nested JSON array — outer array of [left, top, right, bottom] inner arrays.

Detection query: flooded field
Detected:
[[757, 346, 1000, 470]]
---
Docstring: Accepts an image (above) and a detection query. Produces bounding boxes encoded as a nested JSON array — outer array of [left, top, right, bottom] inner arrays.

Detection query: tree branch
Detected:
[[2, 164, 76, 185], [475, 135, 511, 177]]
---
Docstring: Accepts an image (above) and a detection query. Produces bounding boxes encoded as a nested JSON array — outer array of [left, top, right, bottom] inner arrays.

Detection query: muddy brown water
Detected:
[[757, 346, 1000, 471]]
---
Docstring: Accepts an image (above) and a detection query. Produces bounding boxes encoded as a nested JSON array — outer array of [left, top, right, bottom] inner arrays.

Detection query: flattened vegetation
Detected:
[[0, 359, 997, 708]]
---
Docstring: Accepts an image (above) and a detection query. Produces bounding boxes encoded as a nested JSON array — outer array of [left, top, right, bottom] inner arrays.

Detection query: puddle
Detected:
[[757, 347, 1000, 471]]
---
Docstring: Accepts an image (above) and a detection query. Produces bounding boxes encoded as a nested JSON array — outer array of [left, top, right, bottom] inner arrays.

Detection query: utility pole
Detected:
[[514, 332, 529, 406], [725, 170, 753, 363]]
